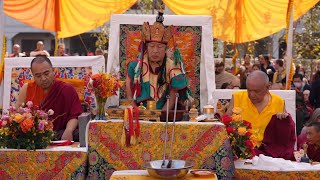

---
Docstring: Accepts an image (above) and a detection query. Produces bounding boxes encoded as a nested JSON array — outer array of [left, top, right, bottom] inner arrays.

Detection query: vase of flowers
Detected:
[[90, 73, 123, 120], [221, 107, 256, 159], [0, 101, 54, 150]]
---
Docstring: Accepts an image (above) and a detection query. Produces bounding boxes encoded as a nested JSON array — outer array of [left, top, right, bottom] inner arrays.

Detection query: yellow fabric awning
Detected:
[[4, 0, 137, 38], [163, 0, 319, 43], [4, 0, 318, 42]]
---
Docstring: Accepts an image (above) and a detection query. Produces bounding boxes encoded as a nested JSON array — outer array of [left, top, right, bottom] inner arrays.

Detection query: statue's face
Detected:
[[147, 42, 166, 64]]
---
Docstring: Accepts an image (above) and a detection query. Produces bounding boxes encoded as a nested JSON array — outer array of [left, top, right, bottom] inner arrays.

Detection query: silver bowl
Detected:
[[143, 160, 194, 179]]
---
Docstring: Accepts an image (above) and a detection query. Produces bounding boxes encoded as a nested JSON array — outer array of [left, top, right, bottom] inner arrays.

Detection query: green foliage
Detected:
[[92, 26, 109, 51], [294, 2, 320, 60]]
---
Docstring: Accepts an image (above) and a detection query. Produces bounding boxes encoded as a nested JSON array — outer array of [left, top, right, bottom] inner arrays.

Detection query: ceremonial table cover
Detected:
[[87, 120, 235, 179], [0, 144, 87, 179], [235, 159, 320, 180]]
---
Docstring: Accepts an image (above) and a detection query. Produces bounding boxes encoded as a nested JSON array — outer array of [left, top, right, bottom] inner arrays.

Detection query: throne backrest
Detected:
[[212, 89, 296, 123], [2, 56, 105, 111], [107, 14, 215, 109]]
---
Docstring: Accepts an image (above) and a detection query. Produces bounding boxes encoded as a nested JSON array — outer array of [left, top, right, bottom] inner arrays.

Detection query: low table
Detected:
[[0, 143, 87, 179], [110, 170, 217, 180], [87, 120, 235, 179], [235, 160, 320, 180]]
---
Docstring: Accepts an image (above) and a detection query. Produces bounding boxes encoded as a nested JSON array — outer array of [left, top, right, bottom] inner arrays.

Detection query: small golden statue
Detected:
[[189, 105, 198, 122], [139, 102, 146, 110]]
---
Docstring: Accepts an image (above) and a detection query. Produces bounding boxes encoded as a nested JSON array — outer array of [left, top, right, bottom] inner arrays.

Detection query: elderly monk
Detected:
[[17, 56, 83, 141], [227, 71, 296, 160], [126, 10, 191, 110], [305, 122, 320, 162]]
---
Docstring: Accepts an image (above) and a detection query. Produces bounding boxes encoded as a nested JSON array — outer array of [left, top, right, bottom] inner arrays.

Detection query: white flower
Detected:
[[48, 109, 54, 116]]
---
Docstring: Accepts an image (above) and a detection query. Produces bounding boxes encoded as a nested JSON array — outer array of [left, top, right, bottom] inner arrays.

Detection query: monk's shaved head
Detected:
[[246, 71, 270, 105], [246, 70, 269, 87]]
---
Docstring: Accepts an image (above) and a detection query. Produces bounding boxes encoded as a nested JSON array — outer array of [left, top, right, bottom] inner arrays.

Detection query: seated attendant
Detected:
[[125, 11, 191, 110], [30, 41, 50, 57], [17, 56, 83, 141], [227, 71, 296, 160], [305, 122, 320, 162]]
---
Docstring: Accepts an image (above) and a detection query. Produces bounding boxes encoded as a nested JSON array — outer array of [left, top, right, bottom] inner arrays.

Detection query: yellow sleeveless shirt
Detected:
[[233, 91, 285, 147]]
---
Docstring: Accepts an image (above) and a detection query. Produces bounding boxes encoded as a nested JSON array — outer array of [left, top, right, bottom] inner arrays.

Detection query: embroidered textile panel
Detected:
[[119, 24, 201, 107], [10, 67, 95, 108]]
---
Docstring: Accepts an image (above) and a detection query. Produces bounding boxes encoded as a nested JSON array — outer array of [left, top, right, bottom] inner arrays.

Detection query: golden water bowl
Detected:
[[144, 160, 193, 179]]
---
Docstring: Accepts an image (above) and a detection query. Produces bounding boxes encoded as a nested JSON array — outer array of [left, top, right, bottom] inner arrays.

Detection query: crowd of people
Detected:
[[7, 41, 107, 58], [216, 55, 320, 161]]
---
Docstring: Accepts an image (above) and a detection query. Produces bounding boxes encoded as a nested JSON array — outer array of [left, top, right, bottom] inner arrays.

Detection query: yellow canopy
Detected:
[[4, 0, 137, 38], [163, 0, 319, 43], [4, 0, 318, 42]]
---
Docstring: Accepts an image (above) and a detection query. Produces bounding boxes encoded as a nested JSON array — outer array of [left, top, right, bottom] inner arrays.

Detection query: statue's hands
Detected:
[[276, 112, 288, 119]]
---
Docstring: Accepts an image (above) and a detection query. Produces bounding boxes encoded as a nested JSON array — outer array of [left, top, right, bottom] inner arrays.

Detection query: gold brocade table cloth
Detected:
[[0, 143, 87, 179], [87, 120, 235, 179]]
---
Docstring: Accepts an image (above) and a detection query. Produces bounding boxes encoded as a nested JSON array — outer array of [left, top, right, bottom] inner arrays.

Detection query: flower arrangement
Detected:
[[90, 73, 124, 119], [221, 107, 256, 159], [0, 101, 54, 150]]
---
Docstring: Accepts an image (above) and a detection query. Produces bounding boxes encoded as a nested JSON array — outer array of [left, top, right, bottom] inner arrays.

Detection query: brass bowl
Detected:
[[143, 160, 193, 179]]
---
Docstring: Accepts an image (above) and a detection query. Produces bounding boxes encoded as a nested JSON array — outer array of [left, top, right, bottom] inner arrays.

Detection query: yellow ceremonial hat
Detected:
[[141, 10, 173, 44]]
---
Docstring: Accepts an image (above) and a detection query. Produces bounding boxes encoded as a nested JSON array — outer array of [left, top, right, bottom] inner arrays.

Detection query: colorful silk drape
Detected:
[[4, 0, 318, 41], [163, 0, 319, 43], [4, 0, 137, 38]]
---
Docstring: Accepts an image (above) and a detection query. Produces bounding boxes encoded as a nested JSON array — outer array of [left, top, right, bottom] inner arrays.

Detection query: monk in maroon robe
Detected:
[[17, 56, 83, 141], [305, 122, 320, 162], [255, 114, 296, 160]]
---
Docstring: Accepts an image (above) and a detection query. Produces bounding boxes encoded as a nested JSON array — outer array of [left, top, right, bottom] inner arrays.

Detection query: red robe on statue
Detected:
[[255, 115, 296, 160], [26, 80, 83, 132]]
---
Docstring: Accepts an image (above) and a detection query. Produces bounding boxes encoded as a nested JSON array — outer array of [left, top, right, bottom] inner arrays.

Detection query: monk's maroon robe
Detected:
[[40, 80, 83, 132], [255, 115, 296, 160], [307, 143, 320, 162]]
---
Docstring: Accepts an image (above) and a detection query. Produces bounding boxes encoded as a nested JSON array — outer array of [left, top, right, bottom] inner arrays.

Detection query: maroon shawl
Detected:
[[255, 114, 296, 160], [40, 80, 83, 131], [307, 143, 320, 162]]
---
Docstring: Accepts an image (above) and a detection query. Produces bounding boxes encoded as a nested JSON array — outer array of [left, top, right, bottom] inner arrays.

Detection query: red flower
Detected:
[[245, 131, 252, 137], [243, 120, 252, 129], [226, 127, 236, 134], [245, 140, 254, 149], [222, 114, 232, 125]]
